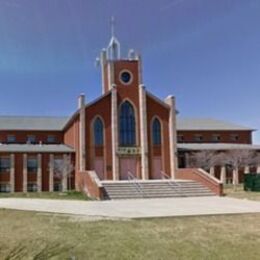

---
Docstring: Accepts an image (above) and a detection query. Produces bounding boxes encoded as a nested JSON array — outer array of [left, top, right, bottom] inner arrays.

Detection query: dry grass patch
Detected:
[[224, 184, 260, 201], [1, 209, 260, 259], [0, 191, 89, 201]]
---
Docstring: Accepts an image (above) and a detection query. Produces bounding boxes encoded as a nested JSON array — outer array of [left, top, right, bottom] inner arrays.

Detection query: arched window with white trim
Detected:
[[119, 101, 136, 146]]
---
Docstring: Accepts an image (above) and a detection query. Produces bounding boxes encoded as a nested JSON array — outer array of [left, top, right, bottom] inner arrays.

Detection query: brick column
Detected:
[[139, 84, 149, 180], [49, 154, 54, 192], [23, 154, 27, 193], [165, 96, 178, 179], [111, 85, 119, 180], [62, 154, 68, 192], [10, 154, 15, 193], [220, 166, 226, 184], [37, 154, 42, 192]]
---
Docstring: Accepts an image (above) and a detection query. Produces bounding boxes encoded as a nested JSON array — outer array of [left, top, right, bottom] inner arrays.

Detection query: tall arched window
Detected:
[[152, 118, 161, 145], [93, 117, 104, 146], [119, 101, 136, 146]]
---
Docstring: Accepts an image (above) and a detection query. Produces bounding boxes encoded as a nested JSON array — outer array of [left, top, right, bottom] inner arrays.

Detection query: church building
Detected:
[[0, 28, 258, 198], [64, 33, 178, 185]]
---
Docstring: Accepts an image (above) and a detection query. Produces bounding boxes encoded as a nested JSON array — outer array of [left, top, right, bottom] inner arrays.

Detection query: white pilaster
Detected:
[[23, 154, 27, 193], [220, 166, 226, 184], [49, 154, 54, 192], [257, 165, 260, 174], [10, 154, 15, 193], [139, 84, 149, 180], [100, 49, 107, 94], [165, 96, 178, 179], [232, 168, 239, 185], [78, 94, 86, 172], [209, 166, 215, 177], [37, 154, 42, 192], [62, 154, 68, 192], [244, 165, 250, 174], [111, 85, 119, 180], [137, 55, 143, 85], [108, 62, 115, 91]]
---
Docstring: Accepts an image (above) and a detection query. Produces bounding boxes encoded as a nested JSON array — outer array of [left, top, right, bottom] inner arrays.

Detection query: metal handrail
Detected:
[[161, 171, 185, 197], [127, 171, 143, 197]]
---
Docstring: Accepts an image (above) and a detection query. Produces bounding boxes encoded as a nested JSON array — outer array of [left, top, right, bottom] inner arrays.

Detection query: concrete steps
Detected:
[[101, 180, 215, 200]]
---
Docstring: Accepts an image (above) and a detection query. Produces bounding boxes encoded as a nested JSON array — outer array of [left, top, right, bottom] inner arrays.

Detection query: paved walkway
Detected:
[[1, 197, 260, 219]]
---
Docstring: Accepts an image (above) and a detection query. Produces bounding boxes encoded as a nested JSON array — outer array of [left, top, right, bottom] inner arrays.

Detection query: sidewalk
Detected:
[[1, 197, 260, 219]]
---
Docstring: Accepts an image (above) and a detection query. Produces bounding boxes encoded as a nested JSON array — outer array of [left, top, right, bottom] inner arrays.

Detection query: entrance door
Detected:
[[120, 158, 137, 180], [94, 157, 104, 180], [152, 157, 162, 179]]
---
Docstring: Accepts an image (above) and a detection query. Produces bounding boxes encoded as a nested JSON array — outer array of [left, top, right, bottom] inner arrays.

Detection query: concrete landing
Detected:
[[1, 197, 260, 219]]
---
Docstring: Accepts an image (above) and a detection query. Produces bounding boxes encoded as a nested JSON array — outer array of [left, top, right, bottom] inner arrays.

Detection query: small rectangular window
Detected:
[[0, 184, 10, 192], [27, 135, 36, 144], [54, 182, 62, 192], [27, 158, 38, 173], [230, 134, 239, 142], [27, 183, 38, 192], [0, 157, 10, 173], [178, 135, 184, 142], [47, 135, 56, 143], [212, 134, 221, 142], [7, 135, 16, 143], [194, 134, 203, 142]]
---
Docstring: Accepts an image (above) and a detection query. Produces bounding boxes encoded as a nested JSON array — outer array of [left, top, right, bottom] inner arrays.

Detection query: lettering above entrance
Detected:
[[117, 147, 141, 155]]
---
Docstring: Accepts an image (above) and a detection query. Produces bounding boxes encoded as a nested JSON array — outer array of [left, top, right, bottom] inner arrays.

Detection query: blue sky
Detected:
[[0, 0, 259, 141]]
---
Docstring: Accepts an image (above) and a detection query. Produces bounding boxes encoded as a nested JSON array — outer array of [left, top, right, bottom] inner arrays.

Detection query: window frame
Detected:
[[152, 118, 162, 146], [119, 101, 136, 147], [27, 135, 36, 144], [230, 134, 239, 142], [0, 157, 11, 173], [27, 183, 38, 192], [47, 135, 56, 144], [93, 117, 104, 146], [7, 135, 16, 144], [27, 157, 38, 174], [0, 183, 11, 193], [212, 134, 221, 142], [194, 134, 203, 142]]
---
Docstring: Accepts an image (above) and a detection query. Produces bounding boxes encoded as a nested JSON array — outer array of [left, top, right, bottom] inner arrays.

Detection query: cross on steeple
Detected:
[[111, 16, 115, 38], [107, 16, 120, 60]]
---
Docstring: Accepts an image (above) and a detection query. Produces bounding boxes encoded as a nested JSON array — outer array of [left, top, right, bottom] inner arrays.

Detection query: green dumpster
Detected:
[[244, 173, 260, 191]]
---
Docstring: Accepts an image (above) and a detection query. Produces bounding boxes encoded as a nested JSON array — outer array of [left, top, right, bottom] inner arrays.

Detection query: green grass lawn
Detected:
[[0, 190, 90, 200], [1, 210, 260, 260], [224, 184, 260, 201]]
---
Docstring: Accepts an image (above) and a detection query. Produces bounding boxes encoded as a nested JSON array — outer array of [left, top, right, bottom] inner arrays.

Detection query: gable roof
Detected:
[[0, 116, 69, 131], [177, 118, 254, 131]]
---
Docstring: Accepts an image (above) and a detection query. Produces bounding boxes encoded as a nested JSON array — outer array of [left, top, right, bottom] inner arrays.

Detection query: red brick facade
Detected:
[[0, 41, 255, 193]]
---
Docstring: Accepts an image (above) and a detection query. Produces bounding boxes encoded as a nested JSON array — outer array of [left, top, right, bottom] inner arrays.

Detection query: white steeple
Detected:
[[107, 16, 120, 60]]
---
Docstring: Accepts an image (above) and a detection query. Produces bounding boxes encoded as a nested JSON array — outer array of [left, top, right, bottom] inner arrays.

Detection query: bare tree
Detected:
[[224, 150, 255, 185], [52, 155, 74, 191], [252, 152, 260, 174], [187, 150, 219, 173]]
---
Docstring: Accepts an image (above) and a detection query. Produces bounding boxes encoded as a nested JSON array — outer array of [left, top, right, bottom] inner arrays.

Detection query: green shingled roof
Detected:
[[0, 116, 69, 131], [0, 116, 254, 131], [0, 144, 74, 153], [178, 143, 260, 151], [176, 118, 254, 131]]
